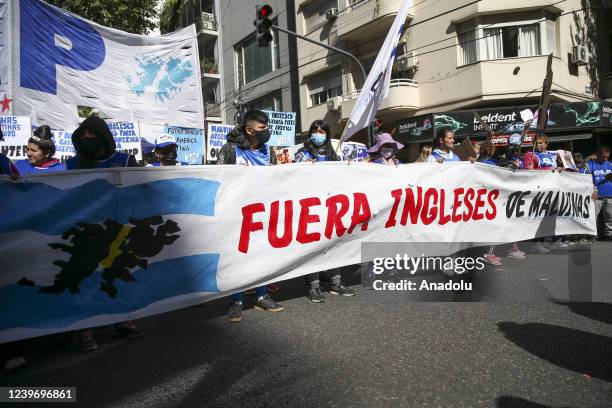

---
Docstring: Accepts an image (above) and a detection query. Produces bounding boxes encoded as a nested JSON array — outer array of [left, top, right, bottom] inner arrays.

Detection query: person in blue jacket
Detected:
[[0, 128, 18, 177], [427, 127, 461, 163], [587, 146, 612, 240], [66, 116, 138, 170], [14, 125, 66, 175], [295, 120, 354, 302]]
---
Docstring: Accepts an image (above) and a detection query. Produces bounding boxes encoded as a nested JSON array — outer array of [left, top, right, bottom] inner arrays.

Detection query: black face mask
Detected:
[[80, 136, 104, 154], [159, 152, 178, 165], [253, 129, 271, 145]]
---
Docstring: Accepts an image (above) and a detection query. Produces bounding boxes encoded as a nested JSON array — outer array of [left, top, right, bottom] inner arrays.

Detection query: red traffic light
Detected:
[[256, 5, 273, 20]]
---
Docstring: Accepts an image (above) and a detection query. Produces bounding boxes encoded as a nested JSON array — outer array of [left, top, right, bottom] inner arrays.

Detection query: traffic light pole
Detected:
[[271, 24, 374, 147]]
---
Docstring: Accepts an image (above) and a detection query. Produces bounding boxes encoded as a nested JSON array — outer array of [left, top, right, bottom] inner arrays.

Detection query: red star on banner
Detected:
[[0, 94, 12, 112]]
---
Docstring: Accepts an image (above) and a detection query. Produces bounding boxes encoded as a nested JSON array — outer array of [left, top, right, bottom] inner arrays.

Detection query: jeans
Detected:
[[306, 269, 341, 289], [595, 197, 612, 238], [232, 286, 267, 302]]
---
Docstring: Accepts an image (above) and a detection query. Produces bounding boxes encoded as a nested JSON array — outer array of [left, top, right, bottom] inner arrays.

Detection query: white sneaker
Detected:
[[532, 242, 551, 254], [551, 241, 569, 249], [506, 249, 526, 259]]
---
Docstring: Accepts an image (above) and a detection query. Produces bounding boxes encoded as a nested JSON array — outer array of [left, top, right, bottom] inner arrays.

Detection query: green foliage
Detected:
[[45, 0, 159, 35], [159, 0, 182, 34]]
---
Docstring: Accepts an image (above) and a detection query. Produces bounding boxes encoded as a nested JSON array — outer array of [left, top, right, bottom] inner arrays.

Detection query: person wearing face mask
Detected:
[[146, 134, 188, 167], [294, 120, 354, 302], [65, 116, 142, 352], [66, 116, 139, 170], [367, 133, 404, 165], [294, 120, 339, 163], [217, 110, 284, 322], [427, 127, 461, 163], [216, 109, 277, 166], [15, 125, 66, 175], [0, 128, 19, 177]]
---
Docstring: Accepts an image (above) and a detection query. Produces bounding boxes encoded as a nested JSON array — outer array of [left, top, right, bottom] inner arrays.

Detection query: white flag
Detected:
[[342, 0, 412, 143]]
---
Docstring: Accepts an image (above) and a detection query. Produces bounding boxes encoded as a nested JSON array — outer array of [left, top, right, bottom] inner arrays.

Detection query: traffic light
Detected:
[[254, 5, 273, 47]]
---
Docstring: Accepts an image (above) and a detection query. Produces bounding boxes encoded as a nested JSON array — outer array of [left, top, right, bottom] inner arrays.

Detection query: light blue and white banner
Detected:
[[263, 110, 296, 146], [0, 116, 31, 159], [165, 125, 204, 164], [0, 164, 597, 343], [8, 0, 203, 145]]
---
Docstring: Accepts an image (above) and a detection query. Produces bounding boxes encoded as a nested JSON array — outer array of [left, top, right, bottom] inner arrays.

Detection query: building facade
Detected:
[[219, 0, 300, 129], [295, 0, 608, 156], [162, 0, 225, 127]]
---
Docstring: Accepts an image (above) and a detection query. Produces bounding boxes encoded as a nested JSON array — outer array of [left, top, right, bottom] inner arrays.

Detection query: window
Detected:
[[303, 0, 339, 33], [458, 30, 477, 65], [235, 27, 280, 88], [483, 24, 541, 59], [310, 86, 342, 106], [459, 23, 542, 66], [306, 68, 342, 107], [245, 92, 282, 112]]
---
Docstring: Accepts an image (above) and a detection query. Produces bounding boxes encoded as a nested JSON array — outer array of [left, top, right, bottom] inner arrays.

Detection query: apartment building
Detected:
[[219, 0, 300, 128], [296, 0, 611, 154], [162, 0, 225, 127]]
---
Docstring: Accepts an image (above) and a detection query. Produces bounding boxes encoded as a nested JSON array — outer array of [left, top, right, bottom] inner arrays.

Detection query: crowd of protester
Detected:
[[1, 110, 611, 370]]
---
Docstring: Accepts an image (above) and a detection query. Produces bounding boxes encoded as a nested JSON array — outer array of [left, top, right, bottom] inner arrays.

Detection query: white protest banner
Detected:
[[206, 123, 233, 163], [342, 0, 412, 142], [8, 0, 203, 146], [263, 110, 296, 146], [0, 163, 596, 343], [108, 121, 142, 161], [0, 0, 9, 112], [0, 116, 32, 159], [164, 125, 204, 164]]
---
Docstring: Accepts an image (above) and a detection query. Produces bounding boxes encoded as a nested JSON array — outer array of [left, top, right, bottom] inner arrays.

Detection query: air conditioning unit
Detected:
[[201, 12, 214, 22], [327, 96, 342, 112], [325, 8, 339, 20], [571, 45, 589, 65], [202, 20, 216, 31], [397, 51, 418, 71]]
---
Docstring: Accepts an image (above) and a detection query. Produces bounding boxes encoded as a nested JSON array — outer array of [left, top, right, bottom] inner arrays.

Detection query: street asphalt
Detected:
[[1, 241, 611, 408]]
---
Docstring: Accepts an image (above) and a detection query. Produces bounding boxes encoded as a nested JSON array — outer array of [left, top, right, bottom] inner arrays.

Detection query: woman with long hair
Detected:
[[294, 120, 339, 163]]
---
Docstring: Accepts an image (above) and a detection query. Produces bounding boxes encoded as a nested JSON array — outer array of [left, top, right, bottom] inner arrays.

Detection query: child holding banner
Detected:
[[296, 120, 354, 302], [146, 135, 188, 167], [14, 125, 66, 175], [216, 110, 284, 322]]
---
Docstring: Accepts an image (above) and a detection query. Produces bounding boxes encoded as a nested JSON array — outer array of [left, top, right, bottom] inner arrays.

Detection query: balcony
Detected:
[[340, 79, 419, 117], [452, 0, 564, 24], [201, 57, 220, 83], [337, 0, 413, 42], [198, 12, 218, 37]]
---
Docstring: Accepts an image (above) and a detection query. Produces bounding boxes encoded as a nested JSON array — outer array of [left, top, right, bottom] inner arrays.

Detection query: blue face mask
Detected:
[[310, 134, 327, 147]]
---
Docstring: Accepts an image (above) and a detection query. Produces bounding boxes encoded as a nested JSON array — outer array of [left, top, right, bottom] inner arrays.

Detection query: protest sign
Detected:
[[263, 111, 296, 146], [206, 123, 233, 163], [164, 125, 204, 164], [0, 116, 32, 159], [108, 122, 142, 161], [0, 163, 596, 343]]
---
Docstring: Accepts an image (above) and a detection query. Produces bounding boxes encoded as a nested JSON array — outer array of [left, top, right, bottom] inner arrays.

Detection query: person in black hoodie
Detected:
[[65, 116, 142, 351], [216, 110, 277, 166], [66, 116, 138, 170]]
